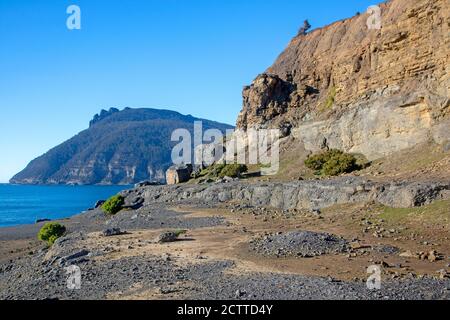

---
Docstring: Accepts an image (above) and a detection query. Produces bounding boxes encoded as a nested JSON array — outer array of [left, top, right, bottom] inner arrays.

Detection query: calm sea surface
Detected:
[[0, 184, 131, 227]]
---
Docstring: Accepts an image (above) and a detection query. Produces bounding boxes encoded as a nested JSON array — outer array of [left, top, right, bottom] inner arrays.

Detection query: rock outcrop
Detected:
[[165, 164, 193, 185], [237, 0, 449, 160], [127, 177, 450, 210], [89, 107, 120, 127]]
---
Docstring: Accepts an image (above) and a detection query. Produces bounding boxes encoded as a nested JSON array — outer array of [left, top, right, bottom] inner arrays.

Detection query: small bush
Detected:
[[298, 19, 311, 36], [305, 149, 360, 176], [198, 163, 248, 179], [200, 163, 226, 177], [304, 149, 342, 170], [38, 222, 66, 246], [321, 153, 357, 176], [101, 195, 125, 215], [219, 164, 248, 178]]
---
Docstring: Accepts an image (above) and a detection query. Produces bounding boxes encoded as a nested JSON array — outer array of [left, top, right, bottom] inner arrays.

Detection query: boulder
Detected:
[[102, 228, 124, 237], [94, 200, 105, 208], [165, 164, 193, 185], [58, 249, 90, 266], [156, 231, 182, 243], [124, 196, 144, 210], [134, 180, 162, 188], [35, 218, 51, 224]]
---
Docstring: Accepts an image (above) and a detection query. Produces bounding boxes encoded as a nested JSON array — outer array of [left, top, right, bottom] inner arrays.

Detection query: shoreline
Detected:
[[0, 184, 133, 228]]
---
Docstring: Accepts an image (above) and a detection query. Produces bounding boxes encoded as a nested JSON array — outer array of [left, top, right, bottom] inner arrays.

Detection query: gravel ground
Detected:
[[106, 204, 225, 231], [0, 205, 225, 242], [2, 251, 449, 300], [250, 231, 349, 258], [193, 271, 450, 300]]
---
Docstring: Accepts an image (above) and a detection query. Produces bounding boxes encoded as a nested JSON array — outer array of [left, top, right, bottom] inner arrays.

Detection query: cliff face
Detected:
[[237, 0, 449, 160], [11, 108, 233, 185]]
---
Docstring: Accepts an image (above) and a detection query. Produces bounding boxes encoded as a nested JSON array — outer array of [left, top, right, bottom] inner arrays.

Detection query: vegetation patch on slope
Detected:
[[102, 195, 125, 215], [304, 149, 367, 176], [38, 222, 66, 246]]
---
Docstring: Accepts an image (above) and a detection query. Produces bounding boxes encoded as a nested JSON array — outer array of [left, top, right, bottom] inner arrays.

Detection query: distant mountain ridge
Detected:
[[11, 108, 233, 185]]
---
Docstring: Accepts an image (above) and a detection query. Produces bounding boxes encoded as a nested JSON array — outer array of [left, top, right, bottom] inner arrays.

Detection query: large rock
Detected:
[[165, 164, 193, 185], [134, 180, 162, 188], [156, 231, 180, 243], [102, 228, 124, 237]]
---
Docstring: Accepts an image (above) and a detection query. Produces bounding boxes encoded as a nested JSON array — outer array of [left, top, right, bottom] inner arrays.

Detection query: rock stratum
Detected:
[[237, 0, 449, 160], [130, 177, 450, 210], [10, 108, 233, 185]]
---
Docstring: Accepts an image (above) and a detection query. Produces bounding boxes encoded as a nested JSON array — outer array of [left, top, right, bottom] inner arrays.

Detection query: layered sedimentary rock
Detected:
[[127, 177, 450, 210], [237, 0, 449, 160]]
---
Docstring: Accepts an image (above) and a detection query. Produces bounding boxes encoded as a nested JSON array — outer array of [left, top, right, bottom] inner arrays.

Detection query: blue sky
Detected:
[[0, 0, 378, 182]]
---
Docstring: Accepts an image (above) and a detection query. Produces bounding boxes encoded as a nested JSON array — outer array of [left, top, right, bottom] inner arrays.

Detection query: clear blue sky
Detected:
[[0, 0, 378, 182]]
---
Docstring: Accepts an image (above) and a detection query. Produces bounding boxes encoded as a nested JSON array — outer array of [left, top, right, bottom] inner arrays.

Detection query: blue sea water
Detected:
[[0, 184, 131, 227]]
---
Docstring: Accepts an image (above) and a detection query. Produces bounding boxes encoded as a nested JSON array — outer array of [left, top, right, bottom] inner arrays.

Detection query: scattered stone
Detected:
[[235, 289, 247, 298], [373, 245, 400, 255], [102, 228, 125, 237], [156, 231, 181, 243], [58, 250, 90, 266], [399, 250, 419, 259], [350, 241, 371, 250], [251, 231, 349, 258], [426, 250, 440, 262], [380, 261, 392, 268], [437, 269, 449, 280]]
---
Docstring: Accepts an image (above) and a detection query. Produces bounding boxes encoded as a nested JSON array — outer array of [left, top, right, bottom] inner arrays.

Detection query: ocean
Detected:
[[0, 184, 131, 227]]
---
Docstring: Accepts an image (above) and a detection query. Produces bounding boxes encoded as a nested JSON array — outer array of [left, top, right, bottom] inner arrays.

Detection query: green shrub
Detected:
[[38, 222, 66, 246], [304, 149, 342, 170], [305, 149, 360, 176], [173, 229, 188, 237], [321, 153, 357, 176], [219, 164, 248, 178], [198, 164, 223, 178], [101, 195, 125, 215], [198, 163, 248, 179]]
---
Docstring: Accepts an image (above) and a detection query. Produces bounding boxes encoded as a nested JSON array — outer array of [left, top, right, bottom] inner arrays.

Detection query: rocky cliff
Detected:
[[10, 108, 233, 185], [237, 0, 449, 160]]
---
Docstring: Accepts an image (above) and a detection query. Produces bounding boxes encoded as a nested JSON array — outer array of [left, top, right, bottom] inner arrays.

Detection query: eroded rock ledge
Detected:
[[123, 177, 450, 211]]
